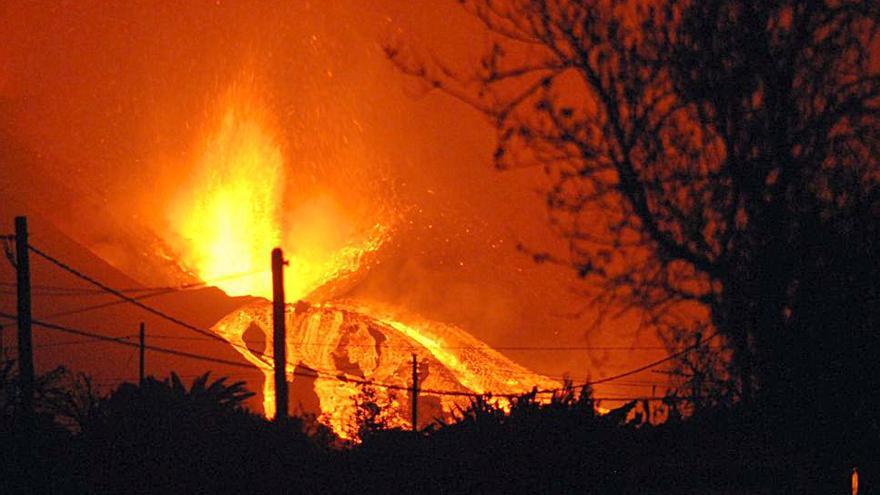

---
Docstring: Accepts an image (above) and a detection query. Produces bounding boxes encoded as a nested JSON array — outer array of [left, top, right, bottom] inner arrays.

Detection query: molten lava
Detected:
[[166, 76, 388, 302], [168, 82, 285, 298], [167, 75, 560, 438], [212, 300, 560, 438]]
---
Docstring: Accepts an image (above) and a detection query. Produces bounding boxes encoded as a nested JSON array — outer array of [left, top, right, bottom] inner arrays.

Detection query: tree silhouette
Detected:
[[0, 366, 863, 492], [387, 0, 880, 411]]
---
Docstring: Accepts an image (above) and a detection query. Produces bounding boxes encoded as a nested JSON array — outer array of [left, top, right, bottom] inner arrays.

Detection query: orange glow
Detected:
[[0, 2, 670, 429], [167, 79, 285, 298], [166, 75, 388, 301], [164, 73, 570, 439], [212, 300, 561, 439]]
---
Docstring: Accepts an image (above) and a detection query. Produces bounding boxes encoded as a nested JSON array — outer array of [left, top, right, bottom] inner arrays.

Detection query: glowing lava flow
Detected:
[[167, 76, 560, 438], [211, 300, 561, 438]]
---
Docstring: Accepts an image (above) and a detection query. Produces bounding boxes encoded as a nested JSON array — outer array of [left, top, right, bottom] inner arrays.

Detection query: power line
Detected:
[[322, 340, 712, 397], [0, 272, 259, 295], [0, 310, 709, 401], [0, 311, 444, 392], [533, 331, 720, 394], [40, 287, 185, 319], [587, 395, 708, 402], [0, 299, 726, 354], [25, 243, 273, 366], [297, 333, 713, 397], [34, 335, 137, 349], [3, 271, 261, 321], [605, 381, 672, 388], [8, 247, 707, 355], [9, 243, 720, 398], [0, 311, 260, 371], [0, 312, 452, 397], [80, 332, 703, 353], [126, 334, 214, 342], [116, 334, 709, 352], [24, 329, 673, 387], [1, 283, 162, 296], [91, 370, 265, 382]]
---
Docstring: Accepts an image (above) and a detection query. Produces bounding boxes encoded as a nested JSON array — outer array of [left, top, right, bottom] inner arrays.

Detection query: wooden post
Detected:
[[15, 216, 34, 428], [272, 248, 289, 421], [139, 322, 145, 385], [411, 353, 419, 432]]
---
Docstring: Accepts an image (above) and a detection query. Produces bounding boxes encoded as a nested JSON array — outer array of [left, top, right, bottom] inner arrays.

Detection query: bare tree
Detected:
[[387, 0, 880, 403]]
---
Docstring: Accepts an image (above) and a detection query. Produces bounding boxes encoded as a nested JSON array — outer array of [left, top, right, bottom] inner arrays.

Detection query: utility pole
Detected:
[[139, 322, 145, 386], [15, 216, 34, 428], [411, 353, 419, 432], [272, 248, 289, 421]]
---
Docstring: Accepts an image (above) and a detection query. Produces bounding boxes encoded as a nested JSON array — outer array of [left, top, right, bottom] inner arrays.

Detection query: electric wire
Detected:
[[0, 271, 261, 295], [0, 311, 453, 392], [0, 311, 265, 371], [25, 243, 274, 366], [12, 244, 717, 398], [3, 276, 713, 353], [0, 310, 708, 400], [532, 331, 721, 395], [3, 290, 710, 353], [40, 287, 184, 319], [0, 283, 166, 296], [34, 335, 137, 349]]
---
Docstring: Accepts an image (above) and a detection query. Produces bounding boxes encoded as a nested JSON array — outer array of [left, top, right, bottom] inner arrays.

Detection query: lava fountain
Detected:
[[166, 75, 388, 302], [166, 75, 560, 438]]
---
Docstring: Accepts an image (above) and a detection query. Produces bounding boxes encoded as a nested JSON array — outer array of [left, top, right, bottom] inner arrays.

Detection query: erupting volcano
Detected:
[[166, 75, 389, 302], [164, 75, 560, 438]]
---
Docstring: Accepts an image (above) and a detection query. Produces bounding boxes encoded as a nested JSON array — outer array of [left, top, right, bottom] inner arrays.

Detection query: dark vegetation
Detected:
[[1, 363, 875, 494], [385, 0, 880, 491], [390, 0, 880, 424]]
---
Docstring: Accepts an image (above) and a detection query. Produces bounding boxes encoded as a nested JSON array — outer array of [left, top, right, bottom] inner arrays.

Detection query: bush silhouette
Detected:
[[74, 373, 325, 494]]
